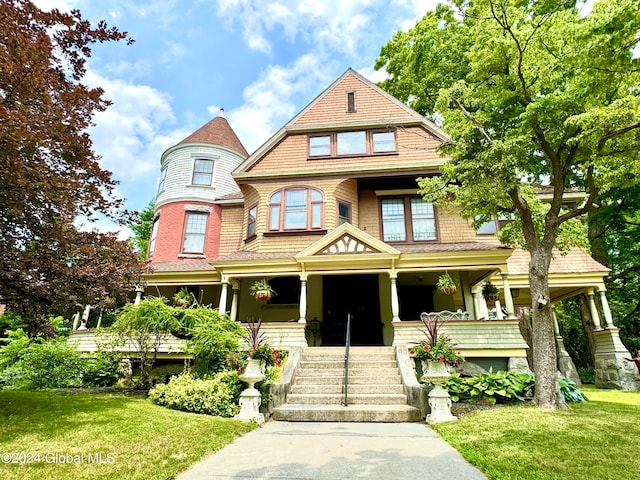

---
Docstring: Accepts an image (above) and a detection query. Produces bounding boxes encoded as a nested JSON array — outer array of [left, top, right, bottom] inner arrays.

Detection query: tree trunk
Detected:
[[529, 248, 568, 409], [517, 307, 534, 371], [577, 293, 597, 364]]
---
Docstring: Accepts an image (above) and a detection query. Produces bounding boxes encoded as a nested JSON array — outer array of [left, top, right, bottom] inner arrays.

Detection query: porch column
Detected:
[[501, 273, 515, 318], [298, 278, 307, 324], [587, 289, 603, 331], [219, 281, 229, 314], [230, 286, 239, 322], [390, 275, 400, 322], [598, 289, 615, 329], [134, 285, 144, 305], [474, 290, 489, 319]]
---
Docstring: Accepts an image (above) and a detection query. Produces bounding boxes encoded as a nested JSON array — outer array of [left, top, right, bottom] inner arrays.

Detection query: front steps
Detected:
[[272, 347, 421, 422]]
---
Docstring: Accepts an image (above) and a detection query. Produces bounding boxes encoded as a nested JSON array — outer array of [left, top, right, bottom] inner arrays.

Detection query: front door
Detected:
[[322, 274, 383, 346]]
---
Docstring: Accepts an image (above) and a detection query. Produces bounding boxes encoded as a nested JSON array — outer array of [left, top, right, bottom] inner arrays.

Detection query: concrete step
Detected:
[[301, 347, 395, 361], [293, 375, 402, 385], [272, 404, 422, 423], [296, 367, 399, 377], [290, 384, 405, 395], [298, 360, 399, 369], [286, 393, 409, 405]]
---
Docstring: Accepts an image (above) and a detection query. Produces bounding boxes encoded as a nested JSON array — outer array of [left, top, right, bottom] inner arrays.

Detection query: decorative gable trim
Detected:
[[320, 234, 376, 255], [296, 223, 400, 260]]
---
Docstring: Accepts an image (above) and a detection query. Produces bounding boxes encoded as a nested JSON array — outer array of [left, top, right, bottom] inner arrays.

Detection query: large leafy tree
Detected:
[[129, 199, 155, 260], [376, 0, 640, 408], [0, 0, 142, 336]]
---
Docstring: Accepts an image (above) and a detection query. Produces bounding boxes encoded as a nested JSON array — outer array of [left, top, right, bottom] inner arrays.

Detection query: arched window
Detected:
[[268, 187, 324, 232]]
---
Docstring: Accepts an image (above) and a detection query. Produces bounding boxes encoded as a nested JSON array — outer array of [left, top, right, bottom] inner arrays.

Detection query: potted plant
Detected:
[[409, 316, 462, 422], [173, 288, 196, 307], [482, 281, 500, 302], [249, 279, 276, 302], [437, 272, 457, 295]]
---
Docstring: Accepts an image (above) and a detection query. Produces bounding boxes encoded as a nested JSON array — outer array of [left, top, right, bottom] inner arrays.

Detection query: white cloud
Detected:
[[211, 0, 388, 57], [225, 54, 333, 153], [84, 69, 184, 182]]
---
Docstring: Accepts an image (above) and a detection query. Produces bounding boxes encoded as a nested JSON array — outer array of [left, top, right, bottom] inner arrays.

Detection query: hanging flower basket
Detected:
[[254, 290, 272, 302], [249, 279, 276, 303], [437, 273, 457, 296]]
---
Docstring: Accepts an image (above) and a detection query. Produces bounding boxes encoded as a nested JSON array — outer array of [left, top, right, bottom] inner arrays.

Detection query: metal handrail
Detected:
[[344, 313, 351, 407]]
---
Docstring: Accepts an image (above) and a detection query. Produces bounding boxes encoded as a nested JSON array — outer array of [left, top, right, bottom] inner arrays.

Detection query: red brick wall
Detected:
[[149, 201, 222, 263]]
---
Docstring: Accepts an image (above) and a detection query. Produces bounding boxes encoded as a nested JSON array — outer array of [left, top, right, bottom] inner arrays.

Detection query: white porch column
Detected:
[[134, 285, 144, 305], [474, 290, 489, 319], [230, 286, 239, 322], [495, 300, 504, 319], [598, 289, 615, 329], [588, 289, 603, 331], [298, 278, 307, 324], [501, 273, 515, 318], [390, 275, 400, 322], [219, 281, 229, 314]]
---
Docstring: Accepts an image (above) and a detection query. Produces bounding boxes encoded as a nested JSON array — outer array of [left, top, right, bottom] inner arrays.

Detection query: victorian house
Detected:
[[71, 69, 636, 393]]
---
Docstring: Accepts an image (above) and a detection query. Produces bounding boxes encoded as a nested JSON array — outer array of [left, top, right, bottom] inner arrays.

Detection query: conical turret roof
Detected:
[[178, 112, 248, 157]]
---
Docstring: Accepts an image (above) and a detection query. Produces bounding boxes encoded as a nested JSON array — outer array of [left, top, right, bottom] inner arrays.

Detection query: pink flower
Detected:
[[409, 349, 416, 356]]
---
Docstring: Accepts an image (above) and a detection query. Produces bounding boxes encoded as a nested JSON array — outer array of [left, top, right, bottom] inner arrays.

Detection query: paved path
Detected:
[[178, 421, 488, 480]]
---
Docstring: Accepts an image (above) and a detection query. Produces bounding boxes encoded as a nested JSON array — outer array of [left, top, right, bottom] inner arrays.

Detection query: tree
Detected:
[[376, 0, 640, 408], [129, 199, 155, 260], [0, 1, 142, 335]]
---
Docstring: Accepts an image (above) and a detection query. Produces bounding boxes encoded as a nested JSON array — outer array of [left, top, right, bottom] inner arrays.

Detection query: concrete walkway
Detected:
[[177, 421, 488, 480]]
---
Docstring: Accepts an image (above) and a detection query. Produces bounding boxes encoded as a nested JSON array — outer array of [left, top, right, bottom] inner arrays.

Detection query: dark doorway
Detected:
[[398, 285, 434, 320], [322, 274, 383, 346]]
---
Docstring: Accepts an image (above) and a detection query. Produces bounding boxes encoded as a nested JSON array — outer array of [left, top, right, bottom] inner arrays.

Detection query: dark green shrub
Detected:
[[559, 377, 587, 402], [0, 338, 86, 390], [82, 351, 121, 387], [148, 371, 241, 417]]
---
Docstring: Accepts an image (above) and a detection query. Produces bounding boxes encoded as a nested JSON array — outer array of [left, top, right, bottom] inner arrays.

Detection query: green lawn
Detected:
[[0, 390, 254, 480], [432, 387, 640, 480]]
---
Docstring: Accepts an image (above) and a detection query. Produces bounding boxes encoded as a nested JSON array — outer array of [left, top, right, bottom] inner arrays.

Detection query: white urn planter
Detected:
[[235, 358, 266, 424], [422, 360, 457, 423]]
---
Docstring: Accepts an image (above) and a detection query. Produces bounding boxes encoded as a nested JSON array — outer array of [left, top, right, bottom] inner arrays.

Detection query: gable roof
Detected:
[[234, 68, 449, 175], [179, 113, 249, 157]]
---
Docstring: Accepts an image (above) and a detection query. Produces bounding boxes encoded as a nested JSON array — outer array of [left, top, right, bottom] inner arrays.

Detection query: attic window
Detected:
[[347, 92, 356, 113]]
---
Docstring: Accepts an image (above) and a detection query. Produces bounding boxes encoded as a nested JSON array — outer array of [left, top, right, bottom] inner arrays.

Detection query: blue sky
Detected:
[[36, 0, 440, 236]]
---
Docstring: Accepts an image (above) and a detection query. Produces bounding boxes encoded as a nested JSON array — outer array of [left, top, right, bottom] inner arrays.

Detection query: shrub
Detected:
[[186, 308, 242, 373], [0, 338, 87, 390], [82, 351, 121, 387], [148, 371, 241, 417], [442, 371, 587, 404], [559, 377, 587, 402], [442, 371, 535, 404]]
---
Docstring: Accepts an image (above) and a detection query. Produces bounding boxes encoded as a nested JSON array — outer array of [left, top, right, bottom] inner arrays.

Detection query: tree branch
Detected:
[[597, 121, 640, 152], [450, 95, 495, 145]]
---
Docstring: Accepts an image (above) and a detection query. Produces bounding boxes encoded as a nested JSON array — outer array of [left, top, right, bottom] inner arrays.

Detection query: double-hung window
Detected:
[[268, 187, 324, 232], [247, 205, 257, 238], [183, 212, 208, 254], [192, 159, 214, 186], [157, 168, 167, 192], [381, 197, 437, 243], [148, 218, 160, 257]]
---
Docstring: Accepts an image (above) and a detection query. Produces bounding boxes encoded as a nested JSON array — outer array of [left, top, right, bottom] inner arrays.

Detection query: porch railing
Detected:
[[343, 313, 352, 407]]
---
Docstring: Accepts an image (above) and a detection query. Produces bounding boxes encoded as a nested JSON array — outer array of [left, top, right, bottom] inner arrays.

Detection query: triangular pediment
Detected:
[[296, 223, 400, 259]]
